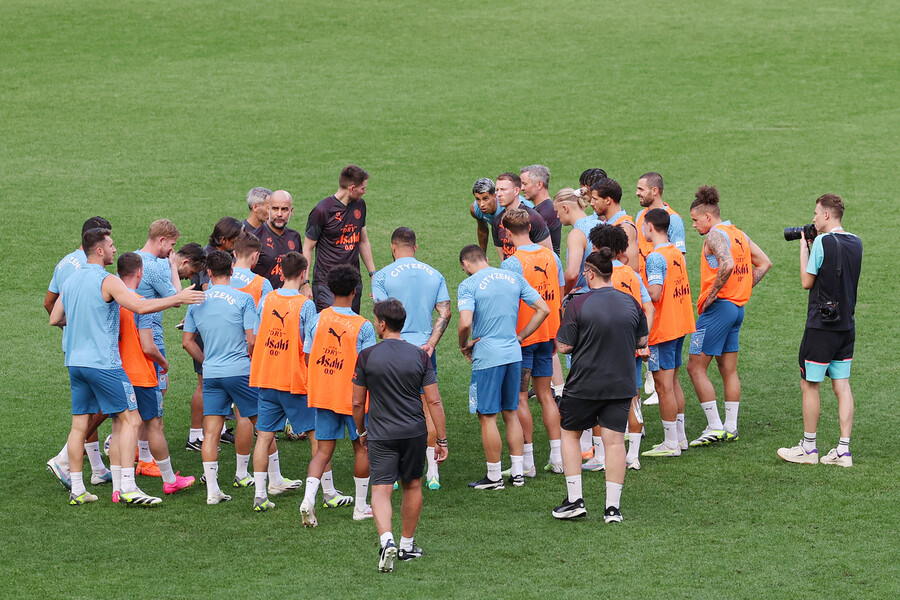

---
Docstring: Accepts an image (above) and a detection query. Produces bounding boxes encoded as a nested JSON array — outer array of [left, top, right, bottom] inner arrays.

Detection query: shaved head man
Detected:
[[253, 190, 303, 289]]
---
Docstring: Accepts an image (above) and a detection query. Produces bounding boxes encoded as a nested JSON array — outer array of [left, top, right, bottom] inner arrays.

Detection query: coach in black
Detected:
[[352, 299, 448, 573], [552, 249, 648, 524]]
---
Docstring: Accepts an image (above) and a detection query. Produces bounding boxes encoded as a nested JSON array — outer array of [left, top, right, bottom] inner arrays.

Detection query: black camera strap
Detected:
[[816, 232, 843, 318]]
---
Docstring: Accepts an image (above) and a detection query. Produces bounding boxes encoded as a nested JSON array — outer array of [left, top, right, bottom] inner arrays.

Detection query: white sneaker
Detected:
[[777, 444, 819, 464], [581, 457, 605, 472], [820, 448, 852, 467], [643, 391, 659, 406], [268, 478, 303, 495], [206, 491, 232, 505], [641, 441, 682, 457], [300, 498, 318, 527], [644, 373, 655, 394], [352, 504, 374, 521], [626, 457, 641, 470], [678, 439, 689, 451]]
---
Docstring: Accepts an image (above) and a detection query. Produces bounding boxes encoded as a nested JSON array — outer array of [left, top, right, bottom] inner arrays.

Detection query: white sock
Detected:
[[111, 465, 122, 493], [321, 470, 337, 497], [425, 446, 438, 479], [121, 467, 137, 493], [552, 384, 564, 397], [486, 461, 502, 481], [837, 437, 851, 454], [84, 441, 107, 473], [627, 432, 643, 462], [510, 455, 524, 477], [55, 443, 69, 466], [662, 420, 678, 447], [724, 402, 740, 432], [701, 401, 724, 430], [549, 439, 562, 464], [580, 430, 592, 453], [137, 440, 153, 463], [235, 454, 250, 480], [606, 481, 623, 509], [268, 451, 284, 486], [157, 457, 176, 484], [71, 472, 86, 496], [676, 413, 686, 442], [380, 532, 394, 548], [565, 474, 582, 502], [593, 436, 605, 462], [523, 443, 535, 471], [189, 428, 203, 442], [203, 462, 220, 495], [802, 432, 817, 453], [354, 477, 370, 510], [304, 477, 321, 505], [254, 472, 268, 499], [399, 536, 414, 552]]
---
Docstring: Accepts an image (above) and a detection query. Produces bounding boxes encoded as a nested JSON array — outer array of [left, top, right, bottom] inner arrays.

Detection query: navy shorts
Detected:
[[649, 336, 686, 372], [135, 385, 163, 421], [257, 389, 316, 433], [690, 299, 744, 356], [69, 366, 137, 416], [521, 340, 554, 379], [203, 375, 258, 418], [469, 362, 521, 415]]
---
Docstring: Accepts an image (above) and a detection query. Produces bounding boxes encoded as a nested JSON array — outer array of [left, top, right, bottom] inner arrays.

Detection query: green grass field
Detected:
[[2, 0, 899, 597]]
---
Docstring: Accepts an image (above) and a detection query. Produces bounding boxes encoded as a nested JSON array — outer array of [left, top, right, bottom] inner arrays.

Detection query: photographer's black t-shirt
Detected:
[[806, 231, 863, 331]]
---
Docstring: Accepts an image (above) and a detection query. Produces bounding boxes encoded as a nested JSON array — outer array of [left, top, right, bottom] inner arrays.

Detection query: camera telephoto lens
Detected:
[[784, 224, 817, 241]]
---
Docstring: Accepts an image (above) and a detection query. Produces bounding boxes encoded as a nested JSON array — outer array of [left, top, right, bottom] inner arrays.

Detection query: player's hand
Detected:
[[637, 346, 650, 358], [420, 342, 435, 357], [460, 337, 479, 363], [176, 283, 206, 305], [435, 444, 448, 463], [300, 282, 313, 298], [157, 357, 170, 375]]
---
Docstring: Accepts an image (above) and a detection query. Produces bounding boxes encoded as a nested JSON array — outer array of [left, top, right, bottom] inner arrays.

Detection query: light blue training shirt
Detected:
[[372, 256, 451, 347], [183, 284, 257, 378]]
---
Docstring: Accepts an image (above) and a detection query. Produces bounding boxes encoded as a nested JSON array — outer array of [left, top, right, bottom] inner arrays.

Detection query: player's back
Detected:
[[373, 257, 449, 346], [184, 284, 257, 377]]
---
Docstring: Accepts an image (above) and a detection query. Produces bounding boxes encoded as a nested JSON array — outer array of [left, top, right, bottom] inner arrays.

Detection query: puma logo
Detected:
[[673, 259, 682, 268], [735, 237, 745, 250], [334, 211, 343, 222], [533, 264, 548, 276], [328, 327, 344, 346], [272, 309, 288, 327], [620, 281, 633, 293]]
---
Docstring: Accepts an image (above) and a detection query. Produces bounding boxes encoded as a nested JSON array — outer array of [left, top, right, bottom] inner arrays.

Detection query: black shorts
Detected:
[[369, 434, 427, 485], [799, 327, 855, 382], [313, 282, 363, 314], [559, 395, 631, 433]]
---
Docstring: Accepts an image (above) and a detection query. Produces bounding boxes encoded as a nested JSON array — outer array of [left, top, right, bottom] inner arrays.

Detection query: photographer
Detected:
[[777, 194, 863, 467]]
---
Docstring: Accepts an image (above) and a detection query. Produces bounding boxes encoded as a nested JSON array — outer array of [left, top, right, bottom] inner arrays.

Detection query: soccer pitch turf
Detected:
[[2, 0, 899, 597]]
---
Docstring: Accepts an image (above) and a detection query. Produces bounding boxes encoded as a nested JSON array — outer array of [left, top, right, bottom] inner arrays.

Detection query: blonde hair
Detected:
[[553, 187, 589, 210], [148, 219, 179, 241]]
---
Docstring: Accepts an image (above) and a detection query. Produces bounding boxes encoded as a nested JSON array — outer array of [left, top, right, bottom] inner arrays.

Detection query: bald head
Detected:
[[268, 190, 294, 231]]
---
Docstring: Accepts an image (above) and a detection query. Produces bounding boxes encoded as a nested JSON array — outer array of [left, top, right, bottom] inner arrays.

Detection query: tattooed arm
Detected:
[[423, 300, 452, 357], [701, 230, 734, 314]]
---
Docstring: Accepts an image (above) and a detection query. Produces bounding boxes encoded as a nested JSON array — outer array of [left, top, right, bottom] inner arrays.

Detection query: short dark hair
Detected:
[[177, 243, 208, 272], [501, 208, 531, 235], [327, 264, 361, 297], [82, 217, 111, 236], [116, 252, 143, 278], [584, 248, 614, 280], [496, 172, 522, 187], [209, 217, 243, 248], [281, 252, 308, 280], [233, 232, 261, 257], [591, 178, 622, 203], [816, 193, 844, 220], [373, 299, 406, 333], [639, 172, 664, 193], [391, 227, 416, 247], [339, 165, 369, 189], [690, 185, 721, 216], [459, 244, 486, 264], [579, 168, 607, 189], [644, 208, 670, 233], [83, 228, 111, 255], [205, 250, 233, 278], [588, 223, 629, 256]]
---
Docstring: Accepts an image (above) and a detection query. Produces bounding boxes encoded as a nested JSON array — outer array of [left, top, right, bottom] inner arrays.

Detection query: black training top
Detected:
[[252, 222, 303, 289], [305, 196, 368, 286]]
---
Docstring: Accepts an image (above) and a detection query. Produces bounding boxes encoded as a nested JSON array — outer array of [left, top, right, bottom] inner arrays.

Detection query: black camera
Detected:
[[819, 301, 840, 324], [784, 223, 817, 241]]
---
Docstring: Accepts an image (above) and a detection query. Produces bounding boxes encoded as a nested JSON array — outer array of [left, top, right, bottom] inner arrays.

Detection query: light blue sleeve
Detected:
[[500, 255, 523, 276], [371, 269, 388, 301], [639, 277, 651, 304], [517, 272, 542, 305], [303, 312, 320, 353], [357, 321, 376, 352], [183, 305, 197, 333], [807, 235, 825, 275], [242, 294, 258, 331], [646, 252, 667, 286], [457, 279, 475, 313], [436, 274, 450, 304], [669, 214, 687, 254], [136, 310, 155, 330], [298, 298, 317, 343], [147, 259, 178, 298], [554, 253, 565, 287]]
